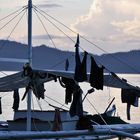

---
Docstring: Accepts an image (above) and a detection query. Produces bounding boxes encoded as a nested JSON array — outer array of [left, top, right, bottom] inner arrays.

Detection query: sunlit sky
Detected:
[[0, 0, 140, 54]]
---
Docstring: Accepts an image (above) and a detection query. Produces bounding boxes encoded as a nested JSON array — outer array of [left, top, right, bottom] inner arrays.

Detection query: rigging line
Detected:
[[44, 94, 69, 110], [34, 7, 75, 70], [33, 6, 75, 43], [33, 9, 57, 49], [49, 54, 74, 69], [0, 9, 27, 51], [31, 95, 41, 131], [35, 97, 43, 111], [88, 54, 140, 87], [83, 93, 108, 125], [0, 7, 27, 32], [0, 71, 8, 76], [0, 6, 27, 22], [33, 5, 78, 35], [33, 6, 140, 74]]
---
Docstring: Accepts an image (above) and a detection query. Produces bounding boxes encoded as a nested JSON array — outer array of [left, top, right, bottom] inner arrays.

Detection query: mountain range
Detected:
[[0, 40, 139, 74]]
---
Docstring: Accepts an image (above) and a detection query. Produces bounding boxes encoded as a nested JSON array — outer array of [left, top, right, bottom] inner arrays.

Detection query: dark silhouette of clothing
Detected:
[[74, 34, 87, 82], [23, 63, 33, 78], [89, 56, 104, 90], [61, 77, 78, 104], [12, 89, 20, 111], [69, 87, 83, 117], [65, 58, 69, 71], [121, 88, 139, 120], [0, 97, 2, 114]]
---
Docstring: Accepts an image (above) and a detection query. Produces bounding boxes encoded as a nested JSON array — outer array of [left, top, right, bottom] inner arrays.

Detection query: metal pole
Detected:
[[27, 0, 32, 131]]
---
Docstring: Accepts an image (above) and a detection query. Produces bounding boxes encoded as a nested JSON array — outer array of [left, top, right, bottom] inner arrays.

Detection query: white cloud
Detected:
[[72, 0, 140, 53]]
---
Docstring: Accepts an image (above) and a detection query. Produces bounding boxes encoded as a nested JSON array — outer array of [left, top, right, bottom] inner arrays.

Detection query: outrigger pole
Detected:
[[27, 0, 32, 131]]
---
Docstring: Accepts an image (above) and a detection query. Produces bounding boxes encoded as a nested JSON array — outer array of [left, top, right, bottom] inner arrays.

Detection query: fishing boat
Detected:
[[0, 0, 140, 139]]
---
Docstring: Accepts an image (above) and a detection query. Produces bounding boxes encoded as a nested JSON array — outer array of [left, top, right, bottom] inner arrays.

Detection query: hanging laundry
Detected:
[[0, 97, 2, 114], [74, 34, 87, 82], [65, 58, 69, 71], [121, 88, 139, 120], [69, 87, 83, 117], [60, 77, 79, 104], [89, 56, 104, 90], [23, 63, 33, 78], [32, 81, 45, 100], [21, 85, 30, 101], [22, 72, 46, 100], [12, 89, 20, 111]]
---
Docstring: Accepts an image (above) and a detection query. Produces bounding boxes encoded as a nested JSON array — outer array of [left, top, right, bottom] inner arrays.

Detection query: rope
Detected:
[[44, 94, 69, 110], [0, 7, 27, 32], [33, 5, 140, 74], [83, 93, 108, 125], [0, 6, 27, 22], [33, 6, 75, 43], [33, 8, 57, 49], [0, 8, 27, 51], [31, 95, 41, 131], [35, 96, 43, 111]]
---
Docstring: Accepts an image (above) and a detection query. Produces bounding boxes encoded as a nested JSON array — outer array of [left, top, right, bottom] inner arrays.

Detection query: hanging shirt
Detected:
[[89, 56, 104, 90]]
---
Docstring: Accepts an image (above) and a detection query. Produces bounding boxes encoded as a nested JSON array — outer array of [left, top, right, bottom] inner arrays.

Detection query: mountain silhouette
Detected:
[[0, 40, 139, 74]]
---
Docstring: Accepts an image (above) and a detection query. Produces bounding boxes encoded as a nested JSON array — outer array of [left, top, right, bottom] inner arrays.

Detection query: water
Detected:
[[0, 73, 140, 125]]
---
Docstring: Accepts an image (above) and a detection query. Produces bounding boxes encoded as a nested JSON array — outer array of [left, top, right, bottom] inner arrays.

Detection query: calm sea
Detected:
[[0, 73, 139, 125]]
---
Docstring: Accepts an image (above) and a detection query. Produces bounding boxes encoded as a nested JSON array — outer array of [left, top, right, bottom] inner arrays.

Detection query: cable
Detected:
[[83, 93, 108, 125], [33, 8, 57, 49], [33, 5, 140, 74], [49, 54, 74, 69], [31, 95, 41, 131], [33, 6, 76, 70], [0, 6, 27, 22], [0, 71, 8, 76], [44, 94, 69, 110], [0, 9, 27, 51], [33, 6, 75, 43], [0, 7, 27, 32]]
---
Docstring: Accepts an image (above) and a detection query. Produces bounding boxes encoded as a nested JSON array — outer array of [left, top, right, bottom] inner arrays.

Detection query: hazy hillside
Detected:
[[0, 40, 140, 74]]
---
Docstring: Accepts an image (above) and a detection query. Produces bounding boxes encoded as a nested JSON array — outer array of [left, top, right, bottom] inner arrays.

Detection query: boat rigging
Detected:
[[0, 0, 140, 139]]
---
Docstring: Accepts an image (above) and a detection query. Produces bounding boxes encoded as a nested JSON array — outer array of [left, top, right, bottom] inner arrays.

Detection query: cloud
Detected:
[[71, 0, 140, 53], [37, 4, 62, 9], [33, 34, 64, 40]]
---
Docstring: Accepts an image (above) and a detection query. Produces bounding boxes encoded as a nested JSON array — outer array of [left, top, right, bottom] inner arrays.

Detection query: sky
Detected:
[[0, 0, 140, 54]]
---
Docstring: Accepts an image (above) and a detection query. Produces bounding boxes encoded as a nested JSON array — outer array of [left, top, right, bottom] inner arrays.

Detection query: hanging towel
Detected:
[[89, 56, 104, 90], [12, 89, 20, 111]]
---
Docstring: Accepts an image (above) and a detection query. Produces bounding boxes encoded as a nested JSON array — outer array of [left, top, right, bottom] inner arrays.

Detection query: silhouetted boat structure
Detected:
[[0, 0, 140, 139]]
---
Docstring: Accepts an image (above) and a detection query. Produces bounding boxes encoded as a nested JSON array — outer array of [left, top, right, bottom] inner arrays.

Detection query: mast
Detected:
[[27, 0, 32, 131]]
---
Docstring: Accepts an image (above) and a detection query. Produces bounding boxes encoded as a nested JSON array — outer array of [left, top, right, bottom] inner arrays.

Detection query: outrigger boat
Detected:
[[0, 0, 140, 139]]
